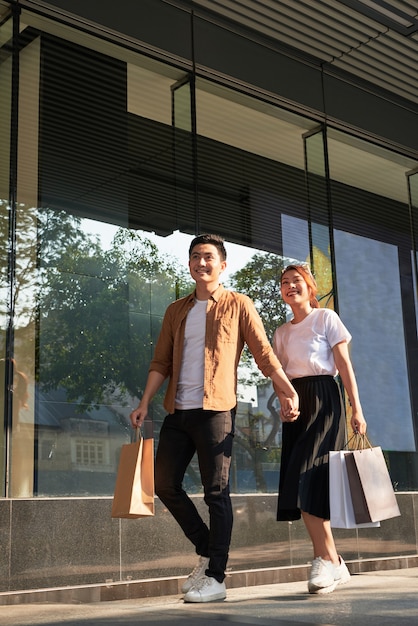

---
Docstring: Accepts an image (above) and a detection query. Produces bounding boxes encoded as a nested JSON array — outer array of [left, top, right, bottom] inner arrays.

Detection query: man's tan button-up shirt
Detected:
[[149, 284, 283, 414]]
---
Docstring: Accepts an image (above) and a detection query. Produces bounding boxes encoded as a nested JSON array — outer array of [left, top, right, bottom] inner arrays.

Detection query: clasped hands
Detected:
[[277, 392, 300, 423]]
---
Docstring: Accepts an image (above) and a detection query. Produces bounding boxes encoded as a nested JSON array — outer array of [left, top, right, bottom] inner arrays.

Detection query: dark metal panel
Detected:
[[193, 16, 325, 113], [323, 72, 418, 152], [17, 0, 418, 106], [188, 0, 418, 105], [18, 0, 193, 61]]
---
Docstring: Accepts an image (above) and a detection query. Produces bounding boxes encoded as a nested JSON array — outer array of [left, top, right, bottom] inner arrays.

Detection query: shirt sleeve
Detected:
[[149, 302, 176, 377], [239, 294, 283, 376], [272, 326, 283, 360], [323, 309, 352, 348]]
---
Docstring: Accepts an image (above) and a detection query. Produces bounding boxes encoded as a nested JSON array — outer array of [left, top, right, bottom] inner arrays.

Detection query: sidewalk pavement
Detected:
[[1, 567, 417, 626]]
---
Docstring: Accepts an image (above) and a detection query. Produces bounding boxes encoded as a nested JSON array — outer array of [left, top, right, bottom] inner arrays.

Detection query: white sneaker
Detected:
[[308, 557, 337, 594], [181, 556, 209, 593], [334, 556, 351, 586], [183, 575, 226, 603]]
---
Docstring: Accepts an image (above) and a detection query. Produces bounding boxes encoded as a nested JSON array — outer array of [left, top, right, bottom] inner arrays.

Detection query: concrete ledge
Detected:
[[1, 555, 417, 606]]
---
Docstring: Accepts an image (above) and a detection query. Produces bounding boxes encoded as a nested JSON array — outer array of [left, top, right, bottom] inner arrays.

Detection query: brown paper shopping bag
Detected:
[[345, 437, 400, 524], [111, 429, 154, 518], [329, 450, 380, 529]]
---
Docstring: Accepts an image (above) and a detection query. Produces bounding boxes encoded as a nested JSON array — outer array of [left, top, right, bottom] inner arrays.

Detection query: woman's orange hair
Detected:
[[281, 264, 320, 309]]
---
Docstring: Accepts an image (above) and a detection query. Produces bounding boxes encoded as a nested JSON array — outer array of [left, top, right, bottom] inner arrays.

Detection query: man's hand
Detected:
[[129, 404, 148, 428]]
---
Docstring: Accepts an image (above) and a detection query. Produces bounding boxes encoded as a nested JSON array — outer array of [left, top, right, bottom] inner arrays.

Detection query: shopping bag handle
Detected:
[[132, 426, 143, 443], [344, 432, 373, 450]]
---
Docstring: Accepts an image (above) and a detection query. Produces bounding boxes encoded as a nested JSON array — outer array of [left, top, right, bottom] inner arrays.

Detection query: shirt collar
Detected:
[[188, 284, 225, 303], [210, 284, 225, 302]]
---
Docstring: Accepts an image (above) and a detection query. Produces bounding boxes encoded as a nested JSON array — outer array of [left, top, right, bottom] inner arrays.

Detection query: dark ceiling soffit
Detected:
[[166, 0, 324, 67], [338, 0, 418, 36], [169, 0, 418, 113], [170, 0, 418, 38]]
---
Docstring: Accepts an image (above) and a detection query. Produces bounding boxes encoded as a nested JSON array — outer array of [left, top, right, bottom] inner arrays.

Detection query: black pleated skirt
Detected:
[[277, 375, 346, 521]]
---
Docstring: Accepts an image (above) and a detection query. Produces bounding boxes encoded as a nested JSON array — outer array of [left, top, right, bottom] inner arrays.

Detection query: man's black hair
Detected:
[[189, 234, 227, 261]]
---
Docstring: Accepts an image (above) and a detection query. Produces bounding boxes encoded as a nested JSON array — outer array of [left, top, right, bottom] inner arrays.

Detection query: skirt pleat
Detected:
[[277, 375, 346, 521]]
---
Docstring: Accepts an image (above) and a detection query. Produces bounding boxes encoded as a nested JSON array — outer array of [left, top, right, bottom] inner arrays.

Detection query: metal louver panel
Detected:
[[185, 0, 418, 105]]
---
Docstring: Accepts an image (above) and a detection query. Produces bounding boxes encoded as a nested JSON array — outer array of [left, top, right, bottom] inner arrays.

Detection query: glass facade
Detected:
[[0, 12, 13, 495], [1, 4, 418, 504]]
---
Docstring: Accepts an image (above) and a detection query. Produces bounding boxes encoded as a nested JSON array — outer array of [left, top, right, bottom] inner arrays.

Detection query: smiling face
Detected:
[[280, 268, 311, 306], [188, 243, 227, 289]]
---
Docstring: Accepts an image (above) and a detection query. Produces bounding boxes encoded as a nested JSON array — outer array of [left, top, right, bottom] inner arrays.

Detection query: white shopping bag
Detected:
[[329, 450, 380, 529]]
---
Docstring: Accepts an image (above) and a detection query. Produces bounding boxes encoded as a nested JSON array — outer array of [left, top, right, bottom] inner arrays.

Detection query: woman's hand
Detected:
[[272, 369, 300, 422], [351, 409, 367, 435]]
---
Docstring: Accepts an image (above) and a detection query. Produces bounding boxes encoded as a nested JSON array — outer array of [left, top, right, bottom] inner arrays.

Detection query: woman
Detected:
[[272, 264, 367, 595]]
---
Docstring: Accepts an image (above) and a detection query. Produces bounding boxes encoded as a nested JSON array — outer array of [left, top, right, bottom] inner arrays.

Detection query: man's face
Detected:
[[188, 243, 227, 285]]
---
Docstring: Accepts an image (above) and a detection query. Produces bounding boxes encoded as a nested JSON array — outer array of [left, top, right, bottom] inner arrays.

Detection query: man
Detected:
[[130, 234, 298, 603]]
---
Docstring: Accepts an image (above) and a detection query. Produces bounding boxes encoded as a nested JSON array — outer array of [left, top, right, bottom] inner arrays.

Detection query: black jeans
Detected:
[[155, 408, 235, 583]]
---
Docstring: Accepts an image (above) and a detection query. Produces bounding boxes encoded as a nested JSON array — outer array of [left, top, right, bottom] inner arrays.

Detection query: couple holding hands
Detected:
[[130, 234, 366, 601]]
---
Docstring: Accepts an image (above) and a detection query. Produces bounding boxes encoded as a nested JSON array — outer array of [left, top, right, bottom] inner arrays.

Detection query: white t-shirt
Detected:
[[175, 298, 207, 409], [272, 308, 351, 380]]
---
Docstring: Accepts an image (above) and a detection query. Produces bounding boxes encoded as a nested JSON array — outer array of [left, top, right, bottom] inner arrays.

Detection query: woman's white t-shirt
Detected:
[[272, 308, 351, 380]]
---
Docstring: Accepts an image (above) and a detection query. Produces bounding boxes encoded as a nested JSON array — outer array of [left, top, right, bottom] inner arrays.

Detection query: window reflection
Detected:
[[3, 18, 417, 498]]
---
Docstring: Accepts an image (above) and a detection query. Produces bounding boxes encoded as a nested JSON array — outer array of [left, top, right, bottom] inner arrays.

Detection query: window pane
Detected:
[[11, 22, 194, 496], [8, 14, 418, 499], [328, 131, 417, 455], [0, 15, 13, 494], [194, 79, 318, 491]]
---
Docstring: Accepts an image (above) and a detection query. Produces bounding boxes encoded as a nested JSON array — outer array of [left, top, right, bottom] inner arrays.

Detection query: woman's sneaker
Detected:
[[308, 556, 351, 594], [181, 556, 209, 593], [334, 556, 351, 586], [308, 557, 338, 594]]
